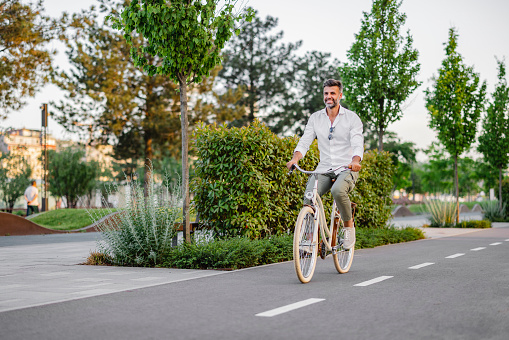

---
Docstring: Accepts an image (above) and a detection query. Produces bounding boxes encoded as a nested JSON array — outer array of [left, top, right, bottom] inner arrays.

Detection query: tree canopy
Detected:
[[478, 59, 509, 208], [0, 0, 55, 118], [0, 146, 32, 212], [48, 147, 99, 208], [218, 10, 301, 125], [339, 0, 420, 151]]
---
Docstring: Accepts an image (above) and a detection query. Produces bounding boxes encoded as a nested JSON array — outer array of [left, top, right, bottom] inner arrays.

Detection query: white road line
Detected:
[[256, 298, 325, 317], [505, 239, 509, 242], [409, 262, 434, 269], [446, 253, 465, 259], [354, 276, 393, 287], [471, 247, 486, 251], [490, 242, 502, 246]]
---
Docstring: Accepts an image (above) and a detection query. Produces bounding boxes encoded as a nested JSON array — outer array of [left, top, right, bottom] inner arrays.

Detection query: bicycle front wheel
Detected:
[[293, 206, 318, 283], [332, 223, 354, 274]]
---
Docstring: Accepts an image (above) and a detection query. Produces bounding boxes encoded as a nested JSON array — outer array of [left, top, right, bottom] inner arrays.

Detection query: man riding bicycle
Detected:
[[286, 79, 364, 250]]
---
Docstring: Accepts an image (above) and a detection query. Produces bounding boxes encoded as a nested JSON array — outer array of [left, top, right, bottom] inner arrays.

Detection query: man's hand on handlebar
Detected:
[[286, 159, 298, 171], [348, 156, 362, 172]]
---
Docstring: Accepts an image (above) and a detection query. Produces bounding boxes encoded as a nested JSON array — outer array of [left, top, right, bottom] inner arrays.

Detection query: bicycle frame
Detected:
[[291, 164, 348, 254]]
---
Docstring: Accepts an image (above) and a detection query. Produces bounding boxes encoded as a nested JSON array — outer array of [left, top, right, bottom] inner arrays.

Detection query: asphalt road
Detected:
[[1, 227, 508, 340]]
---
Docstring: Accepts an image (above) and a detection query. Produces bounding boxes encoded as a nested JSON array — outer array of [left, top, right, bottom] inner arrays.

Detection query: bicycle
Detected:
[[289, 164, 356, 283]]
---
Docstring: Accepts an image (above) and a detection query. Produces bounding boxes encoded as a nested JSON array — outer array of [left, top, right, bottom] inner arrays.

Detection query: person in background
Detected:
[[24, 180, 39, 216]]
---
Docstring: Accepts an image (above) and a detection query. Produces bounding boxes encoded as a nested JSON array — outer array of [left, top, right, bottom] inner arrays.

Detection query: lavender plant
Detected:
[[89, 167, 181, 266]]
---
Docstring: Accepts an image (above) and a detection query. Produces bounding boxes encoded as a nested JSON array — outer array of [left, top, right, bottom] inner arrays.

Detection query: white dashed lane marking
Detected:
[[471, 247, 486, 251], [256, 298, 325, 317], [409, 262, 434, 269], [490, 242, 502, 246], [505, 239, 509, 242], [445, 253, 465, 259], [354, 276, 393, 287]]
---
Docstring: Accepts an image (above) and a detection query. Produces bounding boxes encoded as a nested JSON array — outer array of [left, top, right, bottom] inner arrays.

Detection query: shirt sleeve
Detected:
[[350, 113, 364, 160], [294, 113, 317, 158]]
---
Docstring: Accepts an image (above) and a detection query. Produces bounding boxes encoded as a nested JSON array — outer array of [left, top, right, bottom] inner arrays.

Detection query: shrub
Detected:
[[479, 200, 506, 222], [456, 220, 491, 228], [423, 199, 457, 227], [356, 227, 425, 248], [350, 150, 395, 229], [91, 167, 180, 266], [83, 251, 113, 265], [161, 234, 293, 270], [192, 120, 395, 238]]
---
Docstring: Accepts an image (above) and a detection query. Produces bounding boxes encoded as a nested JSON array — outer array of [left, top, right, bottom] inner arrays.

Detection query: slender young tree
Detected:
[[0, 0, 55, 118], [478, 58, 509, 209], [110, 0, 253, 242], [425, 28, 486, 224], [339, 0, 420, 151]]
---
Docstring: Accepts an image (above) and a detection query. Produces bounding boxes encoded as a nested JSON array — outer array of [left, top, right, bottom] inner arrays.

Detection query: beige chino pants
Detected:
[[303, 170, 359, 222]]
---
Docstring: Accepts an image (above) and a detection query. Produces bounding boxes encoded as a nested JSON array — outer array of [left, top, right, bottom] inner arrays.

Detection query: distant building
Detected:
[[0, 128, 56, 179]]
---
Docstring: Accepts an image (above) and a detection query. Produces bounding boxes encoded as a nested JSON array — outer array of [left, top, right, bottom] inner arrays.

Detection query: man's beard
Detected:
[[324, 98, 338, 109]]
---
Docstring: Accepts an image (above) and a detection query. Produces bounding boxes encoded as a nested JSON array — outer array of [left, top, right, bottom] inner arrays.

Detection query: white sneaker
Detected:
[[342, 227, 356, 250]]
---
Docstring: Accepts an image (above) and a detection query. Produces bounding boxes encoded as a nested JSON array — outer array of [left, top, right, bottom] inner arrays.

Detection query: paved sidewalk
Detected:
[[0, 234, 224, 313]]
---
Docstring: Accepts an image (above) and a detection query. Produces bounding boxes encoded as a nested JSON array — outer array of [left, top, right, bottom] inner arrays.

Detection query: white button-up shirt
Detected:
[[294, 106, 364, 174]]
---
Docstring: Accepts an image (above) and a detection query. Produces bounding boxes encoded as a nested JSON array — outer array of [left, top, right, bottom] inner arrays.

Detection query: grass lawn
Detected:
[[30, 208, 117, 231]]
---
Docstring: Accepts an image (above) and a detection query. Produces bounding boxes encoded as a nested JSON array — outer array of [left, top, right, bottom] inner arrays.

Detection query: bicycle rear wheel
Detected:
[[332, 219, 354, 274], [293, 206, 318, 283]]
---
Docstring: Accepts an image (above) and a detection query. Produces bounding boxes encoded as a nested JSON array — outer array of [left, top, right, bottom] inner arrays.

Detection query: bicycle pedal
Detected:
[[319, 241, 326, 259]]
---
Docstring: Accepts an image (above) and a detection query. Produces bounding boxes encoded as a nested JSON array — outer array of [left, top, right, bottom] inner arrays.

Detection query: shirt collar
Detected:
[[322, 105, 345, 116]]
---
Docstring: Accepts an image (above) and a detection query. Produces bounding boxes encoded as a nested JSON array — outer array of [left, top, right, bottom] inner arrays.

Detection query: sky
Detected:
[[3, 0, 509, 161]]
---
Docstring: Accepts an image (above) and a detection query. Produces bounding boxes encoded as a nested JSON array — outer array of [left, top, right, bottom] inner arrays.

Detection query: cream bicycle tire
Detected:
[[332, 225, 354, 273], [293, 206, 318, 283]]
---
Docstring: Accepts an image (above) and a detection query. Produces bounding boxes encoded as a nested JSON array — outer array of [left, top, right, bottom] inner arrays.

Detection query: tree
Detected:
[[0, 147, 32, 212], [0, 0, 54, 118], [218, 10, 301, 125], [52, 0, 181, 189], [48, 148, 99, 208], [420, 143, 454, 195], [478, 59, 509, 209], [366, 131, 417, 192], [268, 51, 341, 135], [425, 27, 486, 223], [110, 0, 253, 242], [339, 0, 420, 151]]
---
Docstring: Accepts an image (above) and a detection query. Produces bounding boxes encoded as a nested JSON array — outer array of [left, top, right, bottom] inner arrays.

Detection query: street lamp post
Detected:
[[40, 103, 49, 211]]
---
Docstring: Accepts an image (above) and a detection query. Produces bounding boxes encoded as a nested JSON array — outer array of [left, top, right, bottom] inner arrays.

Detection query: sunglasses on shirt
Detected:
[[328, 127, 335, 140]]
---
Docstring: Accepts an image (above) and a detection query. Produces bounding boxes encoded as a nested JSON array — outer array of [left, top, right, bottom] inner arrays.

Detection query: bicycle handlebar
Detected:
[[288, 164, 350, 176]]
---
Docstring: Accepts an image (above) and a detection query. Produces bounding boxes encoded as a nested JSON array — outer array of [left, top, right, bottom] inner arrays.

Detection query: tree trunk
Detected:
[[143, 136, 153, 198], [454, 153, 459, 225], [178, 76, 191, 243], [378, 98, 385, 152], [499, 166, 503, 211], [143, 80, 154, 198]]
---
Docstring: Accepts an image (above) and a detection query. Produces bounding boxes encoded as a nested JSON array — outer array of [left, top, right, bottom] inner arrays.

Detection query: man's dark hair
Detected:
[[323, 79, 343, 93], [31, 180, 36, 185]]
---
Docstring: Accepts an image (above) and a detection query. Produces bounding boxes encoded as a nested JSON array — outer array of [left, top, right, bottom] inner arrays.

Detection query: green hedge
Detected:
[[192, 120, 395, 238], [456, 220, 491, 228], [160, 227, 424, 270]]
